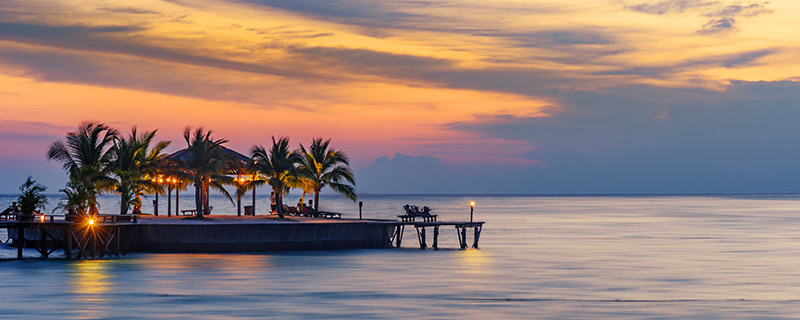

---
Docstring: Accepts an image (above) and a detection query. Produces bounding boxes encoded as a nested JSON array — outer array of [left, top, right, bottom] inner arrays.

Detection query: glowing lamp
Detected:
[[469, 201, 475, 223], [88, 219, 94, 226], [40, 215, 45, 223]]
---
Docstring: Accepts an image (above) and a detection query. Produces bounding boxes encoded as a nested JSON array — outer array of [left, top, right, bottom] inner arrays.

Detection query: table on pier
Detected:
[[398, 214, 437, 223]]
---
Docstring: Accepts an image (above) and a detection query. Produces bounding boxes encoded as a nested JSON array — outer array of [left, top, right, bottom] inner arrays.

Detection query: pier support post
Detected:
[[116, 227, 121, 257], [472, 225, 481, 249], [419, 227, 428, 249], [17, 223, 23, 259], [395, 225, 404, 248], [460, 227, 467, 249], [418, 227, 427, 249], [66, 229, 72, 260], [90, 231, 96, 259], [432, 226, 439, 249], [39, 228, 47, 258]]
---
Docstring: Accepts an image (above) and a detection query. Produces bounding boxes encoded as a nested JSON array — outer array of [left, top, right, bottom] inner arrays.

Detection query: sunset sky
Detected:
[[1, 0, 799, 194]]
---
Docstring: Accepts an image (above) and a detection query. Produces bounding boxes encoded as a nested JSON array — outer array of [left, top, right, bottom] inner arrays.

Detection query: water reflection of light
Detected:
[[69, 260, 111, 319], [457, 248, 490, 276]]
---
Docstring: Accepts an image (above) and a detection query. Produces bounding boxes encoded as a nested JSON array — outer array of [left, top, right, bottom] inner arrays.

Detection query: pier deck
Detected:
[[2, 214, 484, 259], [391, 220, 484, 249]]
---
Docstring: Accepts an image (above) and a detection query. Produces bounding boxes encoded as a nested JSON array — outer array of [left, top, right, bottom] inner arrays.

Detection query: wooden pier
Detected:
[[390, 221, 484, 250], [0, 215, 137, 260], [1, 214, 484, 259]]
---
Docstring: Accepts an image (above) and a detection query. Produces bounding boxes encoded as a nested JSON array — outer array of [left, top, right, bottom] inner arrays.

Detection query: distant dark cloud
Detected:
[[0, 22, 324, 81], [289, 45, 777, 98], [600, 48, 777, 76], [437, 80, 800, 193], [628, 0, 716, 15], [248, 26, 334, 39], [287, 46, 454, 74], [234, 0, 424, 21], [96, 5, 160, 15], [706, 3, 772, 17], [697, 17, 737, 34], [627, 0, 772, 35], [0, 46, 326, 108], [227, 0, 573, 46]]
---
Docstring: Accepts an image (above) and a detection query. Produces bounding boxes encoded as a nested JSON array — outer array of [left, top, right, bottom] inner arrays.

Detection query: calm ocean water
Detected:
[[3, 193, 800, 319]]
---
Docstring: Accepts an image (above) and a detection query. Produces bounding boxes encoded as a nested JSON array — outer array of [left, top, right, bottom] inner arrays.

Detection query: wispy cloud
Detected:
[[627, 0, 772, 35], [697, 17, 737, 35], [96, 5, 161, 15]]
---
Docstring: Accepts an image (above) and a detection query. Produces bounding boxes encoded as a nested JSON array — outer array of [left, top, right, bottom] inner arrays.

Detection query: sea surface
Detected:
[[2, 194, 800, 319]]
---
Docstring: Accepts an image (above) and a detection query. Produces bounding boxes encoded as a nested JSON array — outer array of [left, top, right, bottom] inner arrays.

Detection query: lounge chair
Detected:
[[0, 207, 17, 220], [399, 204, 437, 222]]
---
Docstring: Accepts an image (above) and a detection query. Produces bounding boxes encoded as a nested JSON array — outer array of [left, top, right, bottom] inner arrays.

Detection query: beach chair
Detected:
[[0, 207, 16, 220]]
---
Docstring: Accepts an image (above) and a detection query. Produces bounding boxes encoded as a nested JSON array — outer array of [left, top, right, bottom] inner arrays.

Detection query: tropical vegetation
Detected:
[[105, 128, 170, 215], [53, 181, 91, 219], [297, 138, 356, 214], [250, 137, 302, 219], [46, 122, 358, 218], [172, 128, 236, 217], [18, 176, 47, 217], [47, 122, 118, 215]]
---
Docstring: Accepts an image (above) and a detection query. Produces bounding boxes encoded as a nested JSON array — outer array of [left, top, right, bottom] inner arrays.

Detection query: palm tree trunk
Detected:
[[194, 178, 203, 218], [203, 181, 210, 215], [314, 190, 320, 217], [276, 191, 284, 219], [120, 184, 129, 215], [120, 192, 128, 215]]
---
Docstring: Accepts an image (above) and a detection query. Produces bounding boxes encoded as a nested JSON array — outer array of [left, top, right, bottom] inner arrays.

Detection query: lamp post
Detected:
[[470, 201, 475, 224], [154, 176, 163, 216], [252, 172, 257, 214], [175, 181, 179, 215], [236, 175, 245, 217], [359, 201, 363, 219], [167, 177, 173, 217]]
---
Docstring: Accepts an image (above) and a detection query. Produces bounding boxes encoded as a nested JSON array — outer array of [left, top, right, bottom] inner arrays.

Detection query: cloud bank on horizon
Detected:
[[0, 0, 798, 194]]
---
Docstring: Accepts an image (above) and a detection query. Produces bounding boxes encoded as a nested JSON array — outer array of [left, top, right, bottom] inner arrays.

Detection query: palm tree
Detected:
[[18, 176, 48, 220], [250, 137, 302, 219], [298, 138, 356, 214], [106, 128, 170, 215], [53, 181, 91, 220], [47, 122, 118, 215], [174, 128, 235, 218]]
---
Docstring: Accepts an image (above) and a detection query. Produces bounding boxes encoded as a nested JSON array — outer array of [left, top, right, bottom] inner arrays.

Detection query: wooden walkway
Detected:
[[389, 220, 484, 249], [1, 215, 485, 259], [0, 215, 137, 260]]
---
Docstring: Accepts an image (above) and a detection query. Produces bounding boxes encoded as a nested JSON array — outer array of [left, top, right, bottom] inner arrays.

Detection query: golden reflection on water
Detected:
[[139, 253, 272, 275], [69, 260, 112, 319], [456, 248, 490, 276]]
